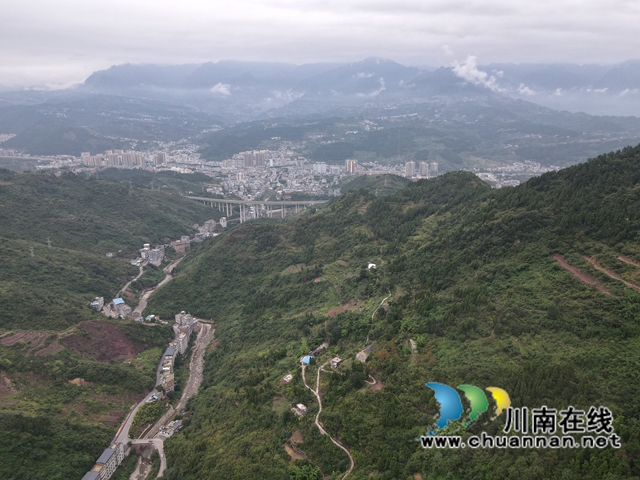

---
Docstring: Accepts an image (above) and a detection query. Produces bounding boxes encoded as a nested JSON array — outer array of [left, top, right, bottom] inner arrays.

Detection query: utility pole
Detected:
[[47, 237, 51, 249]]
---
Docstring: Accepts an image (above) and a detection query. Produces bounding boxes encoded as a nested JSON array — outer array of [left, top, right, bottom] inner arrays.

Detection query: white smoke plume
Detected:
[[451, 56, 503, 93]]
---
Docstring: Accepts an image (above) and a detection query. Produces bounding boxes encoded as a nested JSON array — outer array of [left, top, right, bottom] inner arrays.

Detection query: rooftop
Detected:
[[96, 447, 115, 465], [112, 298, 125, 305]]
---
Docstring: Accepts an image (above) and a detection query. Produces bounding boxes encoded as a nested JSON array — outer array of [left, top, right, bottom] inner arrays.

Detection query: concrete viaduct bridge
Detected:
[[185, 196, 329, 223]]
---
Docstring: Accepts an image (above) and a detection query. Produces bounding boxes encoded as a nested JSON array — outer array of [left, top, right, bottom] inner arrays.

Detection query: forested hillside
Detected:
[[0, 168, 217, 330], [0, 169, 214, 254], [0, 169, 215, 478], [146, 144, 640, 479]]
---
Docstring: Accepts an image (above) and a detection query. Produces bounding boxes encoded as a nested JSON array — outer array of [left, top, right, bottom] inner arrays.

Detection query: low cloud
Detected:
[[451, 56, 503, 93], [210, 82, 231, 96], [356, 72, 374, 78], [517, 83, 535, 95]]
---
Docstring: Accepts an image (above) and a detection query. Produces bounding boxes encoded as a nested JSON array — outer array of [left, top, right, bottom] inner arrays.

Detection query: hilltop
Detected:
[[146, 144, 640, 479]]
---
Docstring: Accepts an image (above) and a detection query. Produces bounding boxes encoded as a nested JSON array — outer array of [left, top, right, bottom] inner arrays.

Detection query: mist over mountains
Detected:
[[76, 58, 640, 118], [3, 58, 640, 169]]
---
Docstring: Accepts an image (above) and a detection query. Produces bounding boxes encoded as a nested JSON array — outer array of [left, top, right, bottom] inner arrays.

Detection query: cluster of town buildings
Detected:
[[404, 161, 439, 179], [170, 219, 219, 253], [158, 311, 198, 393], [80, 149, 200, 168], [80, 311, 199, 480], [472, 160, 561, 188], [139, 243, 164, 267], [92, 220, 220, 319]]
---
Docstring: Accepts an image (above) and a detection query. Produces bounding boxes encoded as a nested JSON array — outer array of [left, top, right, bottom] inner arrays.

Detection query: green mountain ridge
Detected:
[[144, 145, 640, 479], [0, 169, 216, 254]]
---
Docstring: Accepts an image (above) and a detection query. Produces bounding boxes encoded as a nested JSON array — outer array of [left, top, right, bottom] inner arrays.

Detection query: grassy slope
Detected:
[[147, 145, 640, 479]]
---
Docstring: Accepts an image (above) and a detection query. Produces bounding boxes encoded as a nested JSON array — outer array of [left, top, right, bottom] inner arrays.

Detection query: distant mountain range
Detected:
[[2, 58, 640, 161], [76, 58, 640, 118]]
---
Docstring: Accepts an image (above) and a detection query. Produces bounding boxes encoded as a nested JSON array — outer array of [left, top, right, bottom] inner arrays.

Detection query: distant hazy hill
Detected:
[[83, 63, 200, 89], [0, 94, 223, 155], [147, 144, 640, 479], [340, 174, 412, 196]]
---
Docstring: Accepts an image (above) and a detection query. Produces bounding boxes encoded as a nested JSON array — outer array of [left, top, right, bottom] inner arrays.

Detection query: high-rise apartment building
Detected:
[[430, 162, 439, 177], [405, 161, 415, 178], [419, 161, 429, 177], [155, 152, 167, 165], [345, 159, 357, 174], [243, 152, 254, 168], [313, 163, 327, 174], [254, 151, 265, 167]]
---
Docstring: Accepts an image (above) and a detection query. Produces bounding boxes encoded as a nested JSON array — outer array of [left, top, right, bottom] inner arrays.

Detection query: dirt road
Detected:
[[583, 255, 640, 292], [302, 362, 355, 479], [552, 254, 613, 296]]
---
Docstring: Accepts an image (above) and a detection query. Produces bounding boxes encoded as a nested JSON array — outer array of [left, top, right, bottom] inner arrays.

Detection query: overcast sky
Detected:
[[2, 0, 640, 89]]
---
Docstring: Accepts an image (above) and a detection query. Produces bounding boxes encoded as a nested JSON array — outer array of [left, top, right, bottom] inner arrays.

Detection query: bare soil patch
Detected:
[[0, 373, 17, 396], [35, 340, 64, 356], [100, 410, 125, 426], [284, 443, 306, 462], [366, 376, 383, 392], [328, 298, 358, 317], [552, 254, 613, 296], [61, 321, 145, 361], [291, 428, 303, 444]]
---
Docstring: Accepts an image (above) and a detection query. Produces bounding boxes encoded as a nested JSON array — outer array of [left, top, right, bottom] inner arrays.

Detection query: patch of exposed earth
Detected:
[[61, 321, 146, 361]]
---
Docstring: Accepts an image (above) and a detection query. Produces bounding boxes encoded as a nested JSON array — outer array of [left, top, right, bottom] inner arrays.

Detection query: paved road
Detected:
[[114, 388, 158, 445], [120, 264, 145, 296], [133, 259, 182, 316]]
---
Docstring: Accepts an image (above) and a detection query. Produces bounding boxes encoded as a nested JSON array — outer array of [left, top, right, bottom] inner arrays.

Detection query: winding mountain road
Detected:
[[302, 362, 355, 479], [133, 259, 182, 316]]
